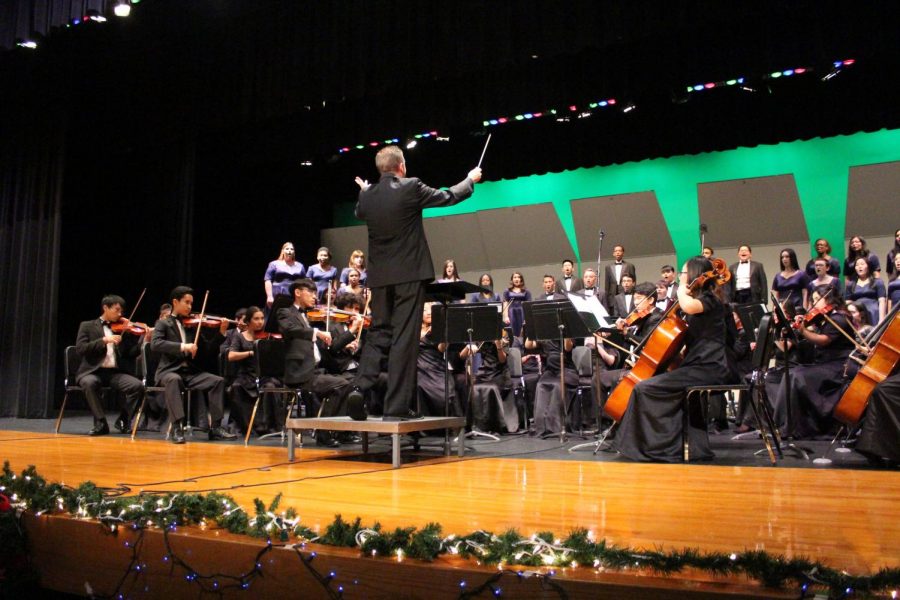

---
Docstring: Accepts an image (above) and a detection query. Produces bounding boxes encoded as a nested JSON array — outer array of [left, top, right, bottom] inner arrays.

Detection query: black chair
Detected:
[[506, 347, 531, 430], [569, 345, 595, 436], [683, 313, 782, 463], [55, 346, 111, 434], [132, 341, 193, 440], [247, 338, 303, 446]]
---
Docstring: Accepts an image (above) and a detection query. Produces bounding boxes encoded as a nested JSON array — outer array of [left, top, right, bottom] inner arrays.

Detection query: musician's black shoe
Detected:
[[316, 432, 340, 448], [337, 432, 362, 444], [171, 421, 186, 444], [382, 410, 425, 421], [209, 426, 237, 441], [88, 419, 110, 436], [114, 415, 129, 434], [347, 388, 367, 421]]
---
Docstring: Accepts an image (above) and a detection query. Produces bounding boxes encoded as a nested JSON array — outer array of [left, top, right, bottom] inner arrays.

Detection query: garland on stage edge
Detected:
[[2, 462, 899, 599]]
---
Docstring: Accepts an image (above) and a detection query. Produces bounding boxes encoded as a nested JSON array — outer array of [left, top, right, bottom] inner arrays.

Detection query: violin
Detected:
[[179, 314, 239, 329], [792, 303, 835, 330], [110, 320, 151, 336], [307, 307, 371, 327], [623, 298, 655, 326], [253, 331, 282, 340]]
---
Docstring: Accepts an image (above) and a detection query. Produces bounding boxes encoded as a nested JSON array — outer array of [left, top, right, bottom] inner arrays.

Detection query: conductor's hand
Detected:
[[354, 176, 371, 191], [468, 167, 482, 183]]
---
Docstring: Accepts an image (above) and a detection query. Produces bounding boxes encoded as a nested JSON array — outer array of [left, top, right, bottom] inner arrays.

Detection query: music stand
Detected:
[[735, 303, 768, 346], [426, 281, 489, 451], [524, 299, 593, 443], [770, 292, 812, 460], [432, 302, 504, 441]]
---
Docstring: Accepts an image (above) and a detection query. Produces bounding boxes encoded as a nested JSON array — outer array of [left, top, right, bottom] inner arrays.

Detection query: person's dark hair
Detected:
[[317, 246, 332, 260], [849, 301, 872, 326], [660, 265, 675, 274], [159, 303, 172, 313], [780, 248, 800, 271], [703, 246, 714, 256], [289, 279, 316, 295], [686, 257, 716, 293], [621, 273, 635, 283], [814, 284, 837, 302], [101, 294, 126, 310], [613, 245, 625, 252], [739, 244, 752, 253], [478, 273, 494, 291], [508, 271, 526, 290], [543, 274, 555, 282], [634, 282, 657, 298], [814, 238, 832, 256], [334, 292, 362, 311], [561, 259, 574, 267], [375, 145, 404, 173], [847, 235, 870, 260], [443, 259, 459, 280], [169, 286, 193, 303], [346, 267, 361, 281], [234, 307, 248, 321]]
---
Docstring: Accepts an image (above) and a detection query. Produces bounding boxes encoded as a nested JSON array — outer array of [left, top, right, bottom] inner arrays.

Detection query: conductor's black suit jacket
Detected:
[[356, 173, 474, 287]]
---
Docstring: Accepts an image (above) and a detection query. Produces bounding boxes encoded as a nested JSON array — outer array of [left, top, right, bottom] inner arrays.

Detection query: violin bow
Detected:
[[193, 290, 210, 346], [126, 287, 147, 323], [355, 291, 371, 345], [325, 285, 333, 331]]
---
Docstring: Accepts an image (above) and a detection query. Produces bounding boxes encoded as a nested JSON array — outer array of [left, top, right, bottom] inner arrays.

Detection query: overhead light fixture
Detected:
[[15, 38, 38, 49], [113, 1, 132, 17], [622, 103, 636, 113], [406, 140, 417, 149]]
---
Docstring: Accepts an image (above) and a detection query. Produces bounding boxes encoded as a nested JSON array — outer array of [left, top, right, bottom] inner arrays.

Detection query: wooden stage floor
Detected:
[[2, 428, 898, 581]]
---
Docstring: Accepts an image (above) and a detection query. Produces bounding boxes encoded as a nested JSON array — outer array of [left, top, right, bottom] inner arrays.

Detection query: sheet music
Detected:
[[566, 292, 613, 330]]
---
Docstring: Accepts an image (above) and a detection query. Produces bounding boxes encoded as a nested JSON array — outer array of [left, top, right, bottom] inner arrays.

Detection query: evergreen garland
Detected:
[[2, 461, 898, 598]]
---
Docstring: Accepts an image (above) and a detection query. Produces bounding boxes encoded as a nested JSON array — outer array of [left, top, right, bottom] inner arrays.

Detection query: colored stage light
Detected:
[[113, 1, 132, 18]]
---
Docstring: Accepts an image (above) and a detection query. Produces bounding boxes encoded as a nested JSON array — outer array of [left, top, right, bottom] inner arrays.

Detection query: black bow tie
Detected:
[[101, 320, 111, 326], [565, 276, 571, 279]]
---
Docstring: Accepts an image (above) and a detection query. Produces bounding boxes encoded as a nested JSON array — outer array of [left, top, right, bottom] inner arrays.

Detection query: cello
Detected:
[[604, 258, 731, 422], [832, 305, 900, 426]]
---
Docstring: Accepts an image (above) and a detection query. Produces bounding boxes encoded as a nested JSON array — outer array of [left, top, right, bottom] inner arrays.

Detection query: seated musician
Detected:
[[74, 294, 145, 436], [856, 368, 900, 467], [417, 302, 454, 416], [151, 286, 237, 444], [612, 257, 734, 462], [227, 306, 282, 436], [772, 286, 857, 438], [277, 279, 351, 448], [525, 328, 578, 437], [460, 330, 512, 434]]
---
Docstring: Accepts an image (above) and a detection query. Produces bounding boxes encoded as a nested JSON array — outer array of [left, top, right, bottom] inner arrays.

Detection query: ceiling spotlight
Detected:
[[821, 68, 841, 82], [300, 160, 313, 167], [622, 103, 636, 113], [113, 1, 132, 17], [15, 39, 38, 49], [406, 140, 417, 149], [436, 136, 450, 142], [740, 85, 757, 93]]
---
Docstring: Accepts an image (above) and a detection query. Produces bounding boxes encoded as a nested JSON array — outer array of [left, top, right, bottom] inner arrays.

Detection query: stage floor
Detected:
[[2, 417, 899, 578]]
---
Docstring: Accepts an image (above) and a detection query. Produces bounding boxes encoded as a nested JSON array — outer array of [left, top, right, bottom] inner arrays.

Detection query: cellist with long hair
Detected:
[[612, 256, 734, 462]]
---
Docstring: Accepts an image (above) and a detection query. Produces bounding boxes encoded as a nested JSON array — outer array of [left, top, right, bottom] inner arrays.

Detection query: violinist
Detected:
[[264, 242, 306, 309], [157, 303, 172, 322], [318, 292, 367, 379], [74, 294, 145, 436], [307, 246, 339, 302], [151, 286, 237, 444], [771, 286, 857, 439], [845, 301, 874, 343], [525, 323, 578, 437], [612, 257, 733, 462], [225, 306, 282, 436]]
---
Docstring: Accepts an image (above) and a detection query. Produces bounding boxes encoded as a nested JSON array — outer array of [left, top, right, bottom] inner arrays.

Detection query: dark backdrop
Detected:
[[1, 0, 898, 416]]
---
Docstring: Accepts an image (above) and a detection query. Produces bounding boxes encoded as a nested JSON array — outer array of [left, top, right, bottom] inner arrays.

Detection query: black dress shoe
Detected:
[[208, 426, 237, 441], [172, 422, 186, 445], [316, 433, 340, 448], [347, 388, 368, 421], [382, 410, 425, 422], [114, 416, 129, 434], [337, 432, 362, 444], [89, 419, 110, 436]]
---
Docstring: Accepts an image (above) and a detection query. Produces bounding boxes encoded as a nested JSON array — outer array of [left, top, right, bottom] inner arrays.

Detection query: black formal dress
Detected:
[[353, 171, 474, 416], [531, 339, 579, 436], [612, 291, 731, 462], [856, 371, 900, 463], [228, 334, 283, 435], [75, 319, 144, 422], [151, 317, 227, 426], [417, 329, 454, 416]]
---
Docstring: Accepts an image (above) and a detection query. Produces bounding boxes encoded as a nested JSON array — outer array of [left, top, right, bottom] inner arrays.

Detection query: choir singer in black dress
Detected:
[[348, 145, 481, 421], [612, 257, 733, 462]]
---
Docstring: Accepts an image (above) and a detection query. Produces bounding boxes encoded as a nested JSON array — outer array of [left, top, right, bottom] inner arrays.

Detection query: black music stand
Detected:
[[524, 299, 593, 443], [426, 281, 489, 451], [770, 292, 812, 460], [432, 302, 504, 441]]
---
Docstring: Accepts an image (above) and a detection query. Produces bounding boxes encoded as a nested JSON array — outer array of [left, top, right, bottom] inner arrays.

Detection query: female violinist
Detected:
[[227, 306, 281, 436], [264, 242, 306, 308], [612, 257, 733, 462]]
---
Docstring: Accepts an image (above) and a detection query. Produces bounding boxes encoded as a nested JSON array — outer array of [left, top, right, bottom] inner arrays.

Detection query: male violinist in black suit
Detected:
[[74, 294, 144, 436], [348, 145, 481, 421], [727, 245, 768, 305], [277, 279, 353, 446], [603, 245, 637, 297], [151, 286, 237, 444]]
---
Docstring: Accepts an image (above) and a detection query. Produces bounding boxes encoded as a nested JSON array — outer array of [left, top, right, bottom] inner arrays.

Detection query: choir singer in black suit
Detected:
[[348, 145, 482, 420], [74, 294, 144, 436], [151, 286, 237, 444], [727, 245, 767, 304], [604, 245, 637, 297]]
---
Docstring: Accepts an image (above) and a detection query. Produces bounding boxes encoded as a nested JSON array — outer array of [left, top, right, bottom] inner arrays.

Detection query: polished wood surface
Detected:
[[2, 430, 898, 576]]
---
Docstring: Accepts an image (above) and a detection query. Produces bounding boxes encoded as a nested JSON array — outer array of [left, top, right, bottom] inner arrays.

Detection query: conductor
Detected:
[[348, 145, 482, 420]]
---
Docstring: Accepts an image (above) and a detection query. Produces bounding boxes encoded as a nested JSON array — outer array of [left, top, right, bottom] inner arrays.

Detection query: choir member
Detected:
[[771, 248, 810, 311], [807, 257, 843, 303], [503, 272, 531, 337], [702, 246, 715, 259], [339, 249, 368, 287], [659, 265, 679, 302], [437, 259, 460, 283], [604, 245, 636, 297], [886, 228, 900, 279], [468, 273, 502, 303], [843, 235, 881, 282], [74, 294, 144, 436], [227, 306, 281, 436], [555, 259, 584, 294], [151, 286, 237, 444], [804, 238, 841, 278], [889, 254, 900, 312], [539, 274, 561, 300], [417, 302, 453, 416], [339, 267, 369, 302], [264, 242, 306, 308], [577, 268, 609, 311], [306, 246, 339, 302], [612, 257, 734, 462], [727, 245, 767, 304], [654, 279, 671, 311], [845, 257, 887, 324], [611, 273, 636, 319]]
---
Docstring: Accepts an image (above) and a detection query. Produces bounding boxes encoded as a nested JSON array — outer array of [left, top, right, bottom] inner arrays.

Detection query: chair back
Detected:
[[750, 314, 776, 372], [139, 341, 162, 387], [572, 345, 593, 377], [255, 338, 286, 379], [64, 346, 80, 387], [506, 347, 523, 378]]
